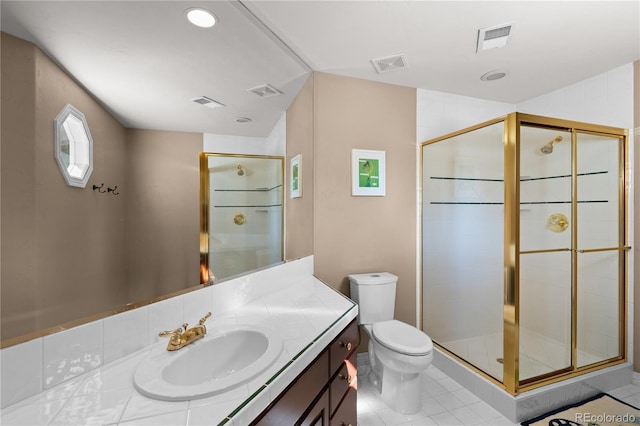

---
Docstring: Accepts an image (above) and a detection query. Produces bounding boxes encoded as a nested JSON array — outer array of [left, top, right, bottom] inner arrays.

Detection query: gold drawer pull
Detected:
[[340, 341, 352, 351], [339, 374, 352, 385]]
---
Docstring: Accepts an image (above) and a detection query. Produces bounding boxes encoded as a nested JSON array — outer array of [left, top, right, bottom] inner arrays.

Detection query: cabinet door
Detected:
[[330, 351, 357, 415], [330, 321, 358, 374], [330, 386, 356, 426], [253, 352, 329, 425], [298, 389, 329, 426]]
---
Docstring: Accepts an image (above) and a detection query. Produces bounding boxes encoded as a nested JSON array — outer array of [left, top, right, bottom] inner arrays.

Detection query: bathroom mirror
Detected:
[[54, 104, 93, 188], [0, 1, 311, 347]]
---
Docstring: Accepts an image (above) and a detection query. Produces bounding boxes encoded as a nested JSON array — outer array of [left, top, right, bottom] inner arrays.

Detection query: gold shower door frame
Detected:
[[421, 112, 629, 395]]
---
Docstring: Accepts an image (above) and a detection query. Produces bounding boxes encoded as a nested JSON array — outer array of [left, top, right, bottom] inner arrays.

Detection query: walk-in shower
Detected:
[[421, 112, 629, 395]]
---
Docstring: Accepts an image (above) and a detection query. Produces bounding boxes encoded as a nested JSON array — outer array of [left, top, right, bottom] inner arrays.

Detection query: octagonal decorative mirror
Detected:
[[54, 104, 94, 187]]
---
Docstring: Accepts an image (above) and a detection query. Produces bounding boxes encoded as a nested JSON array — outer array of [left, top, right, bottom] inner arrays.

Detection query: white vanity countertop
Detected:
[[1, 275, 357, 426]]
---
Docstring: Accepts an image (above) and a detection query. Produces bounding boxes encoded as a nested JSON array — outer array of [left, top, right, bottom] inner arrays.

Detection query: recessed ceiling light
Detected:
[[480, 69, 509, 81], [235, 117, 252, 123], [186, 8, 216, 28]]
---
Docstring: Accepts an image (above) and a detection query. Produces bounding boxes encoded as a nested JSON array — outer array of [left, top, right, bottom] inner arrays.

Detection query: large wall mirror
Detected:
[[1, 1, 311, 348]]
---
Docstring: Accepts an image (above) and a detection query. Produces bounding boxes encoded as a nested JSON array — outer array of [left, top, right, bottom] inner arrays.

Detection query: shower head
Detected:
[[236, 165, 245, 176], [540, 136, 563, 154]]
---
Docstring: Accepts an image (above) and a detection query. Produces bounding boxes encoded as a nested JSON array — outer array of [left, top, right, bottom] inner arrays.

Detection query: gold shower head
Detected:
[[540, 136, 563, 154]]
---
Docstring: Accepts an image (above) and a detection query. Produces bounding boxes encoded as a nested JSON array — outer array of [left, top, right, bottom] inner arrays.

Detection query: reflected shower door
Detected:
[[203, 154, 283, 281], [519, 126, 573, 381], [576, 132, 625, 367], [422, 121, 505, 382]]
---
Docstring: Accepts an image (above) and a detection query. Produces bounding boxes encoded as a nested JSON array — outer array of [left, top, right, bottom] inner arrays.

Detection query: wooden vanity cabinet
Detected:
[[252, 319, 358, 426]]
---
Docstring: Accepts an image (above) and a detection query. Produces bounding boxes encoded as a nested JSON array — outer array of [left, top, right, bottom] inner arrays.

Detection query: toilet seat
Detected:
[[372, 320, 433, 356]]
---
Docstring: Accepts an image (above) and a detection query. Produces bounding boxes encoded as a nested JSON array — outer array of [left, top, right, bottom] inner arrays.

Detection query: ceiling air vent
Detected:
[[192, 96, 225, 109], [371, 53, 408, 74], [477, 22, 516, 52], [248, 84, 282, 98]]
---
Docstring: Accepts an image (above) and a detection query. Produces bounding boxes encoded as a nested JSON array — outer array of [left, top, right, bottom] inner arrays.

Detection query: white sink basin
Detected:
[[134, 325, 283, 401]]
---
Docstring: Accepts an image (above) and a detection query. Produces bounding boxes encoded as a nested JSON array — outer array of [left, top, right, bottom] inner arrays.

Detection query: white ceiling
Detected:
[[2, 1, 639, 137]]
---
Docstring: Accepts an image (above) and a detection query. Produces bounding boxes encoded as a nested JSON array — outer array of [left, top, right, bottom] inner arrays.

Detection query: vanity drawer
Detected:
[[329, 351, 357, 415], [329, 320, 358, 374]]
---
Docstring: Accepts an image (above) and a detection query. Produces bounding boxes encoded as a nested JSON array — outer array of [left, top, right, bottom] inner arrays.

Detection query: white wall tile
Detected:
[[183, 286, 213, 324], [518, 63, 633, 130], [103, 306, 150, 364], [147, 296, 184, 345], [43, 321, 103, 389], [202, 112, 286, 156], [0, 338, 43, 408]]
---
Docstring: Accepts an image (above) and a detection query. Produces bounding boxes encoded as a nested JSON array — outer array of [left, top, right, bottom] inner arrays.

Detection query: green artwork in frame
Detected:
[[352, 149, 385, 196], [290, 154, 302, 198]]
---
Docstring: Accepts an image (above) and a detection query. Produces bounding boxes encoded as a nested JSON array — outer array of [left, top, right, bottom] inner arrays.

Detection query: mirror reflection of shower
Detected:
[[200, 153, 284, 282], [540, 135, 563, 154]]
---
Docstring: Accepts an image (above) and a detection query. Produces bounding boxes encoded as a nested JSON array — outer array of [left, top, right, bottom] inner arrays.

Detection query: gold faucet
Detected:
[[159, 312, 212, 351]]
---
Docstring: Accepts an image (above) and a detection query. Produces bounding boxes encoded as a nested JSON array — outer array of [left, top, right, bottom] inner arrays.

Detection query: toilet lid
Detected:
[[372, 320, 433, 356]]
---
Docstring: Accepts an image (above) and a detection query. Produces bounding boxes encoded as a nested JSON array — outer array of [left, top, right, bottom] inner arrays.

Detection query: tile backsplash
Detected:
[[0, 256, 314, 409]]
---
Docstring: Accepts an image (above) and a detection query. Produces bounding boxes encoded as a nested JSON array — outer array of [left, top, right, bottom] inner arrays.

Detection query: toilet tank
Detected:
[[348, 272, 397, 325]]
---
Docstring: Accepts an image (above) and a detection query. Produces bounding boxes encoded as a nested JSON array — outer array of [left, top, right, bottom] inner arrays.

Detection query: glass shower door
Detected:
[[519, 126, 573, 381], [575, 132, 625, 367], [422, 120, 505, 382]]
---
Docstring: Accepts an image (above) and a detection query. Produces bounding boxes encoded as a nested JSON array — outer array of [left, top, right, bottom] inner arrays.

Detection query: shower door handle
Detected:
[[520, 248, 571, 255], [576, 246, 631, 253]]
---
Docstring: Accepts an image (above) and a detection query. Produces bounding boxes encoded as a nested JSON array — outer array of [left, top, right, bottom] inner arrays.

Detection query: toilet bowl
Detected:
[[349, 273, 434, 414]]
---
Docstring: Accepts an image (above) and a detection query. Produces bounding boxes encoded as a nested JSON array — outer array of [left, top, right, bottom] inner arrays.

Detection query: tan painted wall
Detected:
[[312, 73, 418, 326], [634, 60, 639, 372], [1, 32, 128, 340], [1, 33, 203, 342], [1, 33, 40, 338], [285, 74, 314, 259], [125, 129, 201, 301]]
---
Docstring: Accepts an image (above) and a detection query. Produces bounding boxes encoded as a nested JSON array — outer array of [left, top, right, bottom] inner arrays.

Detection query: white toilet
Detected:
[[349, 272, 433, 415]]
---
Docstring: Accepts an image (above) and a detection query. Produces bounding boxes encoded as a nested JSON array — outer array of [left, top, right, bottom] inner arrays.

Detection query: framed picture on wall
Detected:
[[352, 149, 385, 196], [290, 154, 302, 198]]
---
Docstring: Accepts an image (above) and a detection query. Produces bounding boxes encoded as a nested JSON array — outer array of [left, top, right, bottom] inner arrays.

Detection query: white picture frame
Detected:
[[290, 154, 302, 198], [351, 149, 385, 196]]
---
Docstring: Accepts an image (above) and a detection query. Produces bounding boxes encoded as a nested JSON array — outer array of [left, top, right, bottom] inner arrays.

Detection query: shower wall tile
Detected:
[[416, 89, 514, 142], [202, 113, 285, 156], [519, 63, 633, 130]]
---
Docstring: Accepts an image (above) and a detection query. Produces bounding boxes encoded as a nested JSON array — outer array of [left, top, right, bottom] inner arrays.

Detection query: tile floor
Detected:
[[356, 362, 640, 426]]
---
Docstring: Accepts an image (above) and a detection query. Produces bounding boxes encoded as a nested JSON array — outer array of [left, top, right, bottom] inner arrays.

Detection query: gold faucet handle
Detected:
[[159, 323, 188, 337], [199, 312, 212, 325], [159, 328, 182, 338]]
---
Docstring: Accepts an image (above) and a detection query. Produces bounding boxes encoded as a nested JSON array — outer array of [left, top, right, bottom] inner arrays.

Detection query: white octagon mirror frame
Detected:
[[54, 104, 94, 188]]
